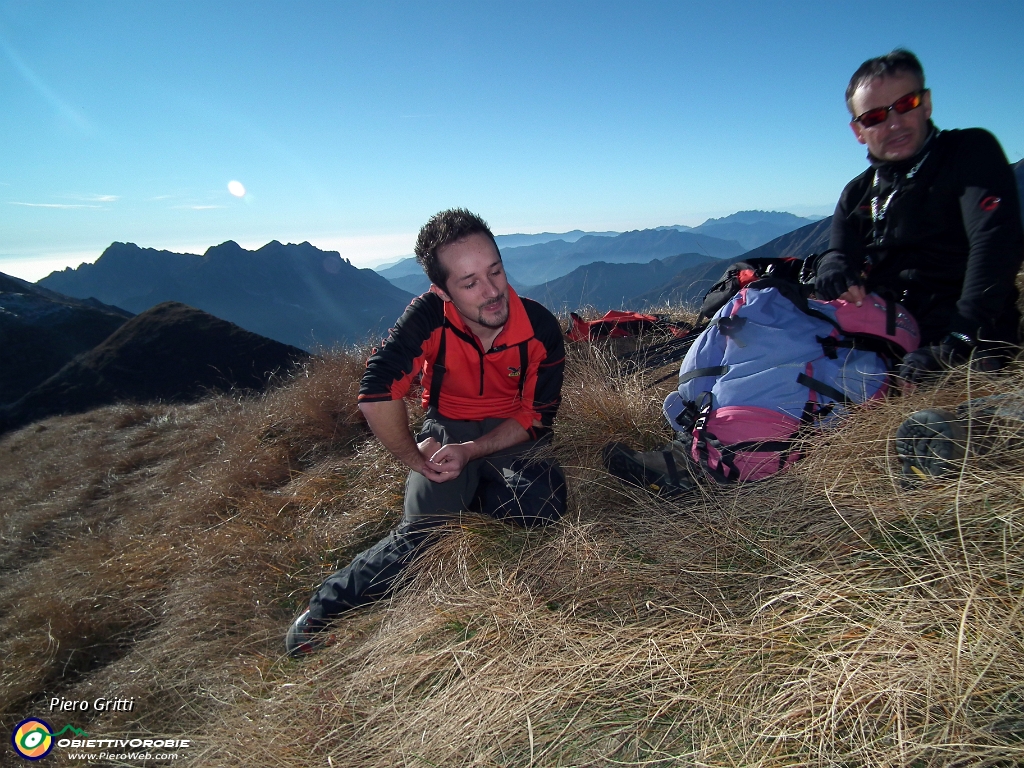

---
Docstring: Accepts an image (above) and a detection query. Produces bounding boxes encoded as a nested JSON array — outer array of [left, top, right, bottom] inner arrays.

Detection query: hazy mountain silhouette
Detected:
[[494, 230, 619, 249], [732, 217, 832, 262], [492, 228, 742, 286], [625, 260, 729, 310], [0, 271, 134, 405], [519, 253, 716, 312], [0, 302, 307, 434], [626, 217, 833, 309], [376, 227, 741, 295], [39, 241, 414, 350], [375, 229, 621, 283], [375, 214, 817, 293], [690, 210, 823, 251]]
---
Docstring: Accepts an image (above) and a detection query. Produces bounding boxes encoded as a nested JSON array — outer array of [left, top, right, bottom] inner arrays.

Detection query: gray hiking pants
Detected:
[[308, 412, 566, 620]]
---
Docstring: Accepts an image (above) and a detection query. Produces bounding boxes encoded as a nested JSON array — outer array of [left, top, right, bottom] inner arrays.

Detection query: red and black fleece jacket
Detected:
[[358, 286, 565, 440]]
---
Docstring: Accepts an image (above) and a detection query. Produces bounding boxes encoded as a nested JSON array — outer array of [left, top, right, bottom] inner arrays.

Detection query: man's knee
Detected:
[[403, 466, 478, 532], [481, 458, 566, 528]]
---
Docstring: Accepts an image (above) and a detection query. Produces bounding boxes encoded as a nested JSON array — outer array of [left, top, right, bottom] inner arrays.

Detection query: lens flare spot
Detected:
[[227, 180, 246, 197]]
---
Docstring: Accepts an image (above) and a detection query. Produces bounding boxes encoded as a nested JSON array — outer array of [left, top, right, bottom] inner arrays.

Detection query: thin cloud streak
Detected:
[[0, 33, 94, 133], [8, 202, 101, 209]]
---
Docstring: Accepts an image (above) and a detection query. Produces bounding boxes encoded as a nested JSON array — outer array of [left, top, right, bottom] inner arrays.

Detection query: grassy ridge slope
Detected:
[[2, 339, 1023, 766]]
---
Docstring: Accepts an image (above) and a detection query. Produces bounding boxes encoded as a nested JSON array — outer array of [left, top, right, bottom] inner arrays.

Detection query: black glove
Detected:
[[936, 333, 976, 365], [813, 253, 863, 301], [897, 346, 943, 384], [897, 334, 974, 384]]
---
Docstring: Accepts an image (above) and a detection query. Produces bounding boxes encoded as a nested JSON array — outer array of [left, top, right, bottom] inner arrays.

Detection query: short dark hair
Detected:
[[414, 208, 499, 291], [846, 49, 926, 113]]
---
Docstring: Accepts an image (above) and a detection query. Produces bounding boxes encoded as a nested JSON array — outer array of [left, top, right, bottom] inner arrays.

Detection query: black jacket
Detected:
[[828, 125, 1023, 345]]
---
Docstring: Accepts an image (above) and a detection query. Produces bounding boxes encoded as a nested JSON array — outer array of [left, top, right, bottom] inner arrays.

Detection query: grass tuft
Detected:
[[2, 339, 1023, 767]]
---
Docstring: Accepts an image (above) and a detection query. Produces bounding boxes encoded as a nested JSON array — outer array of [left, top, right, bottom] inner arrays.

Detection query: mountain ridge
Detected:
[[39, 241, 414, 350], [0, 301, 307, 434], [0, 271, 135, 404], [376, 211, 821, 292]]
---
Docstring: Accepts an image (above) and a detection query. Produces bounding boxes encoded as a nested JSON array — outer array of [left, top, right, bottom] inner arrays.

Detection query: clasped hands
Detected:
[[415, 437, 475, 483]]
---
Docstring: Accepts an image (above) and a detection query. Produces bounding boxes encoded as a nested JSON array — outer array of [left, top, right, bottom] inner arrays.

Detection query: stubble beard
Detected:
[[476, 293, 509, 329]]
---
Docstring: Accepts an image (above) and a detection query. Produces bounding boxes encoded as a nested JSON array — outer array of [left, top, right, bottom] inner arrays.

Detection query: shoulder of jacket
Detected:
[[840, 167, 874, 206], [520, 296, 562, 335], [393, 291, 445, 338], [407, 291, 444, 317], [844, 166, 874, 191], [938, 127, 1002, 154]]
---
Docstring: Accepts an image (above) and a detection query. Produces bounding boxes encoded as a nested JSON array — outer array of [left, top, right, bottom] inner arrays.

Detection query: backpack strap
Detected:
[[678, 365, 729, 386], [691, 392, 740, 483], [430, 324, 529, 410], [516, 340, 528, 400], [796, 372, 853, 405], [427, 321, 449, 411]]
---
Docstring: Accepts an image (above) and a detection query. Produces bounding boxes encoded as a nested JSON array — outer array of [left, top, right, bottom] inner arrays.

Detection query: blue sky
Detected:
[[2, 1, 1022, 281]]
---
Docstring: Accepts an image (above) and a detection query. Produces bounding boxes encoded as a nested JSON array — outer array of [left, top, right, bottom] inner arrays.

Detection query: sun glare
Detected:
[[227, 180, 246, 198]]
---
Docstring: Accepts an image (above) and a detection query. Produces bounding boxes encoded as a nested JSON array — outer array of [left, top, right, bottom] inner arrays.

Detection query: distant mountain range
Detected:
[[500, 228, 744, 285], [519, 252, 717, 312], [684, 210, 825, 251], [628, 217, 832, 309], [374, 230, 620, 278], [39, 240, 414, 351], [377, 211, 821, 294]]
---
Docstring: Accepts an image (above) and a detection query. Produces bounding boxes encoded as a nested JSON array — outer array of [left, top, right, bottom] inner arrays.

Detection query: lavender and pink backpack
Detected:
[[662, 278, 919, 483]]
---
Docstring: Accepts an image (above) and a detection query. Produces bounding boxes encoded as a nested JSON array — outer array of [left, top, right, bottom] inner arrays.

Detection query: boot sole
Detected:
[[894, 408, 967, 479]]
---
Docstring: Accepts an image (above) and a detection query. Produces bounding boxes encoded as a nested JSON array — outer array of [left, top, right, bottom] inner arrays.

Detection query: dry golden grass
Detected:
[[2, 335, 1023, 767]]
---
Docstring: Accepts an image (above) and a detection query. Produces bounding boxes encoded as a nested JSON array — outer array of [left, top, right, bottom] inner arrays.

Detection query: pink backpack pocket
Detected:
[[690, 403, 803, 483], [827, 293, 920, 354]]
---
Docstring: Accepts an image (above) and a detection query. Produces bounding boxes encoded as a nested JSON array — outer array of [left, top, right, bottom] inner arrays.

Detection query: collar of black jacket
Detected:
[[867, 121, 939, 175]]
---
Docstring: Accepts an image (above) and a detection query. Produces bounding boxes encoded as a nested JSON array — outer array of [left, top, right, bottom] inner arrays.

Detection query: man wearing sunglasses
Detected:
[[815, 49, 1023, 382]]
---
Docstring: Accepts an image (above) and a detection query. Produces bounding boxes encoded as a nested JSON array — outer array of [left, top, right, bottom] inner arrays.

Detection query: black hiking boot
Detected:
[[285, 608, 334, 657], [602, 439, 697, 498], [894, 409, 967, 479], [894, 394, 1024, 480]]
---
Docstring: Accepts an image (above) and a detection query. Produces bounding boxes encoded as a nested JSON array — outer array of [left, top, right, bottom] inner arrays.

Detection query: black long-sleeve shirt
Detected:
[[828, 125, 1023, 345]]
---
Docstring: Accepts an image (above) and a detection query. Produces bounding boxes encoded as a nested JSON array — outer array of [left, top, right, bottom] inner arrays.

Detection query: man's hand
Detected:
[[814, 253, 864, 302], [422, 419, 531, 483], [424, 441, 477, 482], [897, 334, 975, 387], [416, 436, 460, 482], [838, 284, 867, 305], [359, 400, 533, 484], [359, 399, 446, 477]]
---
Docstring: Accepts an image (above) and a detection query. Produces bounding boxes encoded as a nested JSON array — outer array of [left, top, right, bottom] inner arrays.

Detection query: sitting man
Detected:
[[286, 208, 567, 656], [816, 49, 1024, 479], [815, 48, 1023, 378]]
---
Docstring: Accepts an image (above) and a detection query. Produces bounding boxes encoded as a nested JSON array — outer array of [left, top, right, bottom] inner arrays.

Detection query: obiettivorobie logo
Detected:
[[11, 719, 86, 761], [11, 719, 192, 761]]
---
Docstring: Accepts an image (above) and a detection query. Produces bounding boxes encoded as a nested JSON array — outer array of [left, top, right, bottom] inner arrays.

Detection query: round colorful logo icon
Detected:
[[11, 718, 54, 761]]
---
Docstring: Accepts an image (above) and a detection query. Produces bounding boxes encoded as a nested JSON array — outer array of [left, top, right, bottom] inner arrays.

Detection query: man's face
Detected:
[[431, 232, 509, 335], [849, 72, 932, 162]]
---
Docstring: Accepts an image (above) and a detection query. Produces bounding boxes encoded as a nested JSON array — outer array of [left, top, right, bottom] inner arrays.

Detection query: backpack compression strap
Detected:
[[428, 322, 449, 411], [428, 322, 530, 411]]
